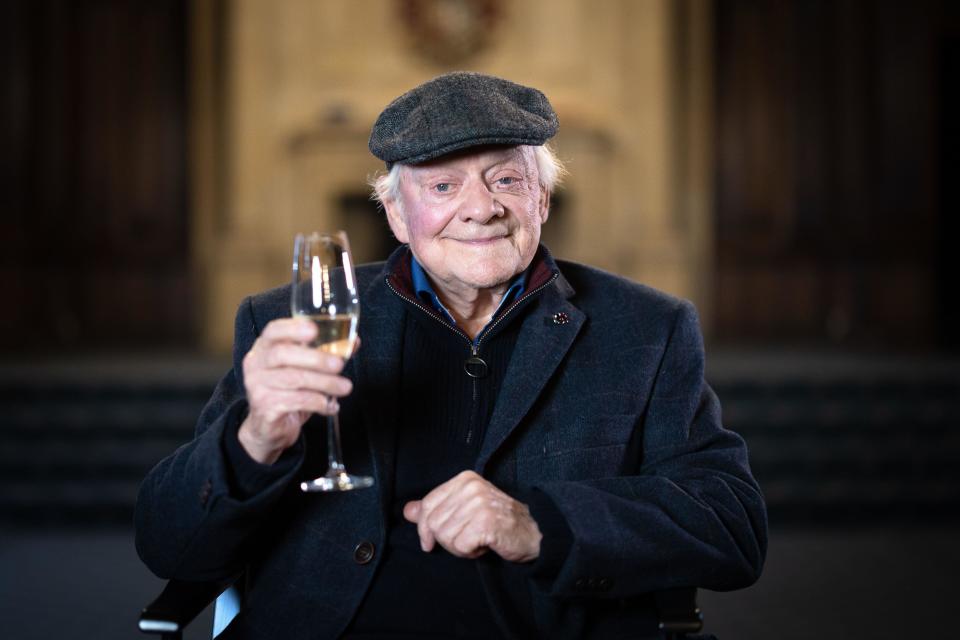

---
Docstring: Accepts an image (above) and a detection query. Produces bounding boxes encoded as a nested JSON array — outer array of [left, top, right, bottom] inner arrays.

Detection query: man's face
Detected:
[[384, 146, 549, 295]]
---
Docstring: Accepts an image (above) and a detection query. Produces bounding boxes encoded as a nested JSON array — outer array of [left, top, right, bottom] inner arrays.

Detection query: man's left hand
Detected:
[[403, 470, 542, 563]]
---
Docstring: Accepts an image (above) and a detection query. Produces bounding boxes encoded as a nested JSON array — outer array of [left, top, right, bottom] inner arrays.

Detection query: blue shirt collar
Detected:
[[410, 254, 527, 328]]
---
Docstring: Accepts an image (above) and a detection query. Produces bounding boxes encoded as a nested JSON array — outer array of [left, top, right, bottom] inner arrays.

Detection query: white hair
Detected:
[[369, 144, 566, 208]]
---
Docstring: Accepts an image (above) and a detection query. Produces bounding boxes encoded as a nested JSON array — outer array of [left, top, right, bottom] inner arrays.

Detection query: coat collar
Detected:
[[474, 265, 583, 472], [353, 244, 584, 494], [351, 253, 408, 517]]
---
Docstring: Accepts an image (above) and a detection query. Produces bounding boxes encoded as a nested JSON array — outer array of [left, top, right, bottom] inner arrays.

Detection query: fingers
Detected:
[[245, 357, 352, 416], [251, 341, 346, 373], [248, 318, 346, 373], [450, 518, 496, 559], [252, 389, 341, 422], [414, 471, 478, 552], [259, 366, 352, 396], [259, 317, 317, 344], [434, 494, 490, 556], [419, 470, 477, 514], [243, 319, 353, 405], [410, 471, 532, 559], [240, 318, 356, 461], [403, 500, 421, 522]]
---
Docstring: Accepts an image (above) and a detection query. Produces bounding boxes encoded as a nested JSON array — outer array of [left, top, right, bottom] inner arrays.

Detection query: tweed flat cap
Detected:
[[369, 71, 559, 167]]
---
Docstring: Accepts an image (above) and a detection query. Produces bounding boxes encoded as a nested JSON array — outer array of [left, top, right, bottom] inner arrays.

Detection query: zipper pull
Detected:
[[463, 344, 488, 378]]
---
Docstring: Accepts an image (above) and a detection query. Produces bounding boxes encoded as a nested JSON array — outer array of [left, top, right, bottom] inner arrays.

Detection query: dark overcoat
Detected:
[[135, 247, 767, 639]]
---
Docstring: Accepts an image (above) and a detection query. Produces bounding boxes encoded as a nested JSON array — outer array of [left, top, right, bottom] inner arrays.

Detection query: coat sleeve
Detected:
[[532, 301, 767, 599], [134, 297, 305, 581]]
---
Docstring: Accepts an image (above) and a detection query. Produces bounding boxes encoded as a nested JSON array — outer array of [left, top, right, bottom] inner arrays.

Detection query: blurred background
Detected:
[[1, 0, 958, 638]]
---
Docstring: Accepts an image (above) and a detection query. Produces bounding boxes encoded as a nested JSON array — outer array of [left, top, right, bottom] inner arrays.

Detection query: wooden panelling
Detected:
[[1, 1, 190, 350], [714, 0, 948, 348]]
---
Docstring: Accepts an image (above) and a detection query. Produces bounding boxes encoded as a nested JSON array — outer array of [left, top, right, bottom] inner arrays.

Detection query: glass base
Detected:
[[300, 472, 374, 492]]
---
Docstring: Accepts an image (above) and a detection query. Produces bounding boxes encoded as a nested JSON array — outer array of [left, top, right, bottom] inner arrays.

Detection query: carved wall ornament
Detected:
[[398, 0, 502, 66]]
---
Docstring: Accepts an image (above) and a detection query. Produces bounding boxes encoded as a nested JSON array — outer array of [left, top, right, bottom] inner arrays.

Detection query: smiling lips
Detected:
[[452, 233, 509, 244]]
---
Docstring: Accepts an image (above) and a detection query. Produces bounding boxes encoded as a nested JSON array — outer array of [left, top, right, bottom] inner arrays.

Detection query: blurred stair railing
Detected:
[[710, 354, 960, 524], [0, 357, 225, 527], [2, 354, 959, 527]]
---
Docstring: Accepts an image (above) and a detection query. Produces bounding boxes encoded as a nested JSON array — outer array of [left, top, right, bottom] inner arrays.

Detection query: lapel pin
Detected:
[[552, 312, 569, 325]]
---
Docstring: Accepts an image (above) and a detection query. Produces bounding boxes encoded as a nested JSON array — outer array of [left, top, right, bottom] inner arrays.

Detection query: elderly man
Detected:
[[136, 72, 766, 639]]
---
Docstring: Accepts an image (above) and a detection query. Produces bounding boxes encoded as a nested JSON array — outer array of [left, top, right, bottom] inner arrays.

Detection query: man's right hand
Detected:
[[237, 318, 354, 464]]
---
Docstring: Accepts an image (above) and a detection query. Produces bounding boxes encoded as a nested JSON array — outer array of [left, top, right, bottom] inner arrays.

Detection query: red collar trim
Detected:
[[385, 245, 557, 302]]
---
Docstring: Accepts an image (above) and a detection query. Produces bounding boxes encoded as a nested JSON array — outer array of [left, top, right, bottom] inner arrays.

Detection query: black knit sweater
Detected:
[[343, 291, 526, 638]]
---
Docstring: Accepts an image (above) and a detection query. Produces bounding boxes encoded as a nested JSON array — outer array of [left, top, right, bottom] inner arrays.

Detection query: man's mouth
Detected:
[[452, 233, 508, 245]]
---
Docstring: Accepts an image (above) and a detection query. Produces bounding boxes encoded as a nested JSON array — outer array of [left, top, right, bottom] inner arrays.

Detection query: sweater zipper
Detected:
[[386, 270, 559, 355], [385, 271, 560, 444], [384, 278, 472, 343], [472, 272, 560, 353]]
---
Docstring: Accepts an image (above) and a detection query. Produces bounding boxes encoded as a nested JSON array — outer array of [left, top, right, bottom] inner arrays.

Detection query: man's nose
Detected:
[[457, 180, 504, 223]]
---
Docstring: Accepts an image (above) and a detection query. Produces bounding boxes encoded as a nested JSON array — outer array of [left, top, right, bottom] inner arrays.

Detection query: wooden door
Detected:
[[1, 0, 191, 351], [713, 0, 954, 349]]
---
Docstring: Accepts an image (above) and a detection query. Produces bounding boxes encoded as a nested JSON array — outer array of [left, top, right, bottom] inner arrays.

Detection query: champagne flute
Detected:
[[292, 231, 373, 492]]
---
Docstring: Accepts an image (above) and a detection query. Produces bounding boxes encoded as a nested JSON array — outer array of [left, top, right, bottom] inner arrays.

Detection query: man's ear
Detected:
[[539, 188, 551, 224], [383, 197, 410, 244]]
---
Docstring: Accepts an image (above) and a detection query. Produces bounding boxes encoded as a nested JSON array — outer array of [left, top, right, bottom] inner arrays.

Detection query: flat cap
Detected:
[[369, 71, 559, 167]]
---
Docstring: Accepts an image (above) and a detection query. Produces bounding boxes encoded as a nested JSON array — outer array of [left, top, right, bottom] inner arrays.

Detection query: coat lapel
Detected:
[[476, 274, 584, 473], [352, 267, 406, 518]]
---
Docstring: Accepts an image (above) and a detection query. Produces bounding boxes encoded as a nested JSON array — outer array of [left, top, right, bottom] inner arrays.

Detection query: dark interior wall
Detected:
[[713, 0, 954, 350], [4, 1, 954, 353], [936, 8, 960, 351], [0, 0, 191, 352]]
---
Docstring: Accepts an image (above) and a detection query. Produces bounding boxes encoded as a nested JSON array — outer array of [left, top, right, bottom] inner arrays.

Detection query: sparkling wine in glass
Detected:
[[292, 231, 373, 492]]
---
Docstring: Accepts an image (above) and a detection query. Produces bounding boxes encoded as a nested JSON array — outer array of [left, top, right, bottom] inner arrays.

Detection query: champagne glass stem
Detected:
[[326, 413, 347, 475]]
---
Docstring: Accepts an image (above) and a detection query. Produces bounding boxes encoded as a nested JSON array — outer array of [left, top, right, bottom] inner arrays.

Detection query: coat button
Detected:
[[353, 541, 375, 564], [598, 577, 613, 591]]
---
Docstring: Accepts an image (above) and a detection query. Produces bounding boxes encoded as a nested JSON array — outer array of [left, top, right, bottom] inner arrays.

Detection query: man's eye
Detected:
[[497, 177, 517, 185], [434, 183, 451, 193]]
